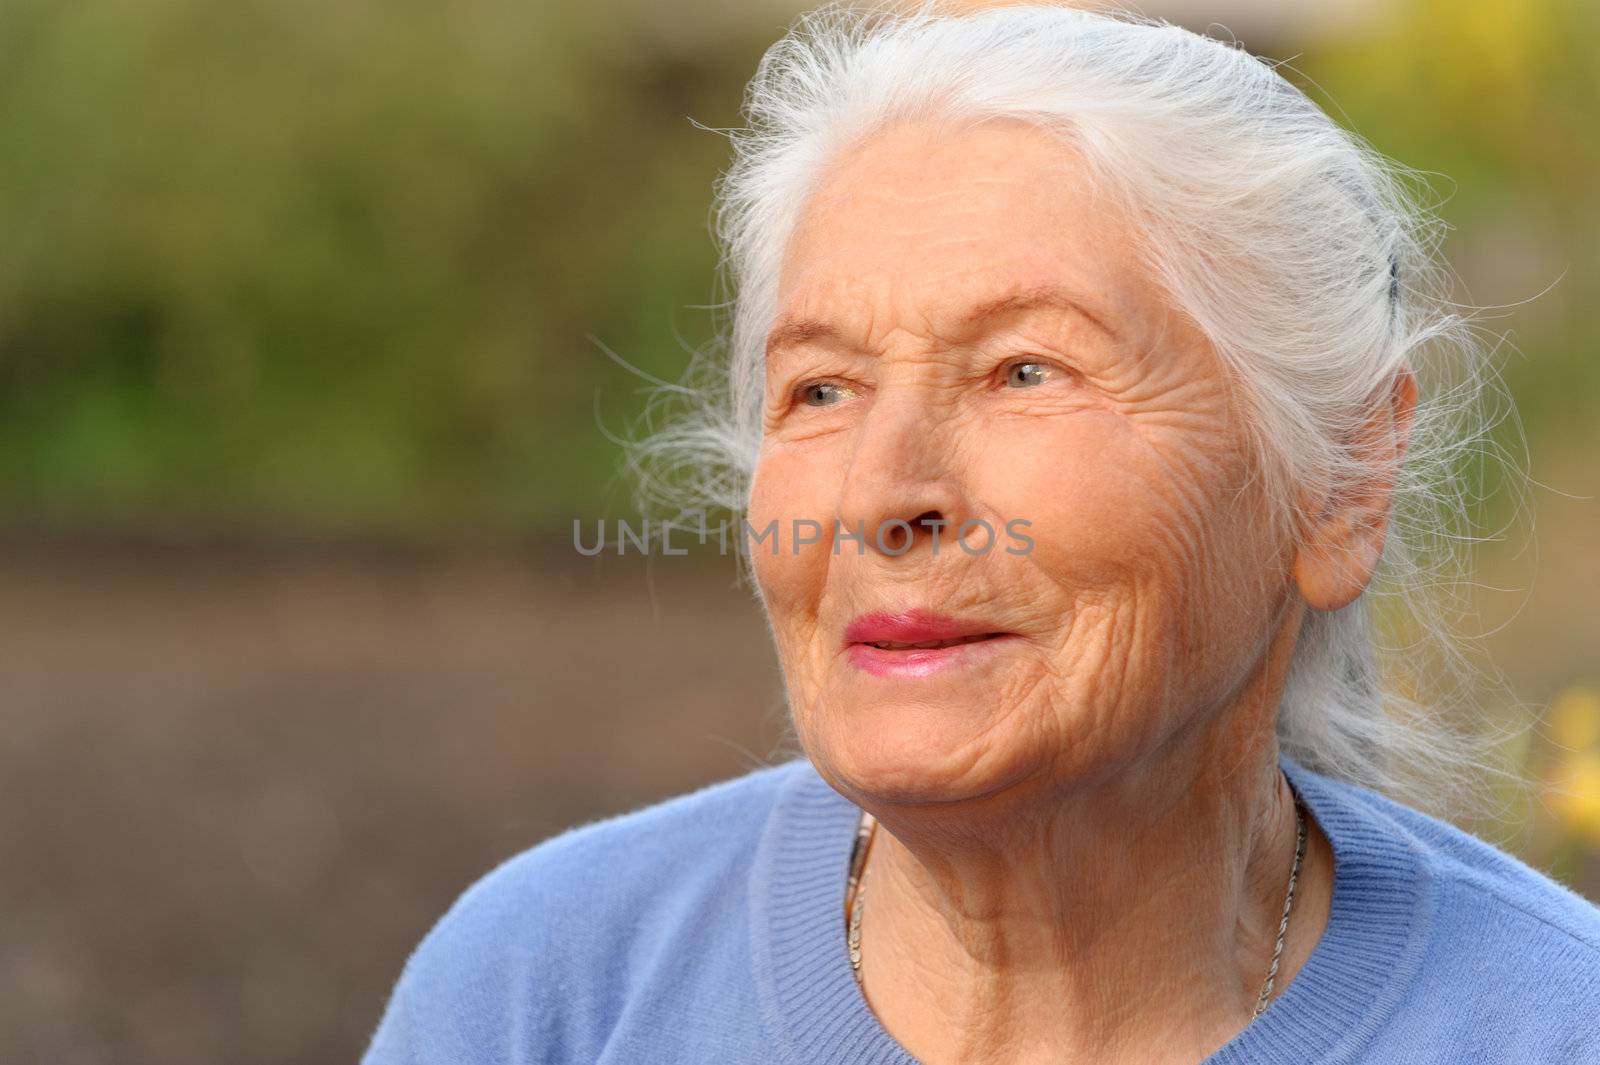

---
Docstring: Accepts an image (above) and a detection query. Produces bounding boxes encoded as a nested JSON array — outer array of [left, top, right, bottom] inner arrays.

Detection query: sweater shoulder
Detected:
[[1349, 783, 1600, 953], [1284, 762, 1600, 1057], [468, 756, 803, 910], [1340, 784, 1600, 1052], [361, 758, 808, 1063], [416, 757, 803, 957]]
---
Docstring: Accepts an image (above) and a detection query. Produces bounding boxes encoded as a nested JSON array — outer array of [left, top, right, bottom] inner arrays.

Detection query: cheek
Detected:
[[973, 411, 1275, 731], [974, 411, 1206, 588], [746, 442, 834, 627], [973, 407, 1274, 659]]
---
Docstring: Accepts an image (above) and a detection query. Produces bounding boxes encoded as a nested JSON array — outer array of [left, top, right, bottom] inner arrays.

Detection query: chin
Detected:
[[803, 701, 1045, 810]]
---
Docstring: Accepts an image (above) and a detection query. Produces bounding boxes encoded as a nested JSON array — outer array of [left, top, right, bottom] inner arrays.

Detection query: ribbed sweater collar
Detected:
[[747, 753, 1435, 1065]]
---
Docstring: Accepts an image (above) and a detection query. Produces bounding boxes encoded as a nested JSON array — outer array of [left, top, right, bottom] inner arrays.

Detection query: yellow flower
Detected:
[[1546, 750, 1600, 846], [1547, 686, 1600, 752]]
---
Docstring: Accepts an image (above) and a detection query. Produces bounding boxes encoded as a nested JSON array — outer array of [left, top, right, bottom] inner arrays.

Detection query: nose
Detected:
[[836, 396, 977, 559]]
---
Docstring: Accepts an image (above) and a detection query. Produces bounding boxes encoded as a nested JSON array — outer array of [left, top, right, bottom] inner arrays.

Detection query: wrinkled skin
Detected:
[[747, 118, 1413, 1065]]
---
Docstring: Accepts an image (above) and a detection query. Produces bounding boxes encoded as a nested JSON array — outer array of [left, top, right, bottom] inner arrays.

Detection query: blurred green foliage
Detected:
[[1309, 0, 1600, 435], [0, 0, 743, 537], [0, 0, 1594, 538]]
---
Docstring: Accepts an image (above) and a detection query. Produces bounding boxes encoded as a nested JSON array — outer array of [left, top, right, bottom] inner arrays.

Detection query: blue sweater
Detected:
[[363, 753, 1600, 1063]]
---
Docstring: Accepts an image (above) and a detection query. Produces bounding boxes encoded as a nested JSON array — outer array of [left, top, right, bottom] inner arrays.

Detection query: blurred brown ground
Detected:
[[0, 541, 793, 1065]]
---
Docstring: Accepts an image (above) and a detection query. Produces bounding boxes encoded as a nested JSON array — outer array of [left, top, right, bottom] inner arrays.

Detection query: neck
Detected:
[[853, 617, 1334, 1065]]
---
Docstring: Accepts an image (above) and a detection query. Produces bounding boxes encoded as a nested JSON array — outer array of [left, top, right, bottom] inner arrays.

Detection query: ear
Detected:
[[1291, 369, 1418, 612]]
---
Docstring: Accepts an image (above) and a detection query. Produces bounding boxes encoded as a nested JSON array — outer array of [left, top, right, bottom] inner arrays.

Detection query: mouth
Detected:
[[842, 610, 1017, 678], [843, 608, 1011, 647], [859, 633, 1007, 651]]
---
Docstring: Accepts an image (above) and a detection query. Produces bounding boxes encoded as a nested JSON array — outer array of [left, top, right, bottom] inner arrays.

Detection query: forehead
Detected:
[[775, 117, 1150, 335]]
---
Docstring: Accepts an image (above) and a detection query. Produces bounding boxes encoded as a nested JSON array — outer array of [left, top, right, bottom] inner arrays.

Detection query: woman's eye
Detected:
[[1005, 361, 1051, 388], [798, 381, 852, 407]]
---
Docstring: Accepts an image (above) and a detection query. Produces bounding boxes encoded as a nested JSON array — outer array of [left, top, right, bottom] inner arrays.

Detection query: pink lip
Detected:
[[842, 609, 1016, 678]]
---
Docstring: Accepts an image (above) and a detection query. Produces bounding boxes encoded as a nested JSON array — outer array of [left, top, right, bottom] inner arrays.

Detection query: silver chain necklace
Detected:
[[845, 776, 1307, 1021]]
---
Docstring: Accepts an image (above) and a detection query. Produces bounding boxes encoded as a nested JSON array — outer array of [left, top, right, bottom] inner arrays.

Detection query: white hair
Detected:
[[627, 1, 1530, 815]]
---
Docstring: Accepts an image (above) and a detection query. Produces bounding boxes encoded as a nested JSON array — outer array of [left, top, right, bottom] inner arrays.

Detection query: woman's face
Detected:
[[748, 118, 1293, 805]]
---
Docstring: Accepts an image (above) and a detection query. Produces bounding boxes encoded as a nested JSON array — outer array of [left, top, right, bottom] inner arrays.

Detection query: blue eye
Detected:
[[799, 382, 850, 407], [1006, 361, 1051, 388]]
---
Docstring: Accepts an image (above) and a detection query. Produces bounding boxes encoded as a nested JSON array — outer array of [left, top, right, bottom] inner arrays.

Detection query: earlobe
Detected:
[[1291, 512, 1387, 612], [1290, 369, 1418, 613]]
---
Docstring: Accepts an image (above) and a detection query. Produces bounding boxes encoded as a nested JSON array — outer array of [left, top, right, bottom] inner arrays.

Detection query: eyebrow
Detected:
[[764, 283, 1119, 359]]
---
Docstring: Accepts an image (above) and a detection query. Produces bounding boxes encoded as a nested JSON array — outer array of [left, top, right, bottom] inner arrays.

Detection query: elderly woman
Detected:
[[364, 5, 1600, 1063]]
